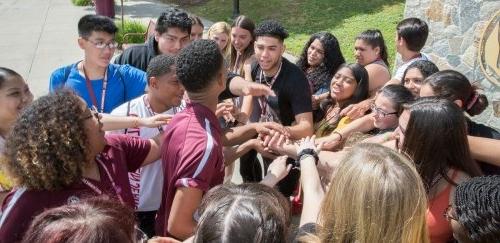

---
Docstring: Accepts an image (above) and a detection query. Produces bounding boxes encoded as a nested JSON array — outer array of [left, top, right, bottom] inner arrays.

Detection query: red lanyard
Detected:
[[81, 155, 124, 204], [258, 61, 282, 119], [82, 64, 108, 113]]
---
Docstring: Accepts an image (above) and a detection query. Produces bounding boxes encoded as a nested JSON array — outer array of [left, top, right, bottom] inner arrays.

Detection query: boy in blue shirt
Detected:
[[50, 14, 147, 113]]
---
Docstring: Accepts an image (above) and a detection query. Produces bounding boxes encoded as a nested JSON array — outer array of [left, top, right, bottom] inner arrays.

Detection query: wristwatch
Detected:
[[295, 148, 319, 167]]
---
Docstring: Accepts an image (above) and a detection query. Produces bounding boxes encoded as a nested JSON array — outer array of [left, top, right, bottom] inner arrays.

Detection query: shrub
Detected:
[[71, 0, 92, 6], [115, 20, 148, 45]]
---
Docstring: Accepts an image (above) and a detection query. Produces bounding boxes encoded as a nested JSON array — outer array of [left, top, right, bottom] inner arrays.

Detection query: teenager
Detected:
[[189, 15, 204, 41], [109, 54, 183, 237], [0, 67, 33, 204], [49, 15, 147, 113], [114, 8, 192, 71], [401, 59, 439, 97], [0, 91, 164, 242], [419, 70, 500, 175], [238, 20, 313, 194], [395, 98, 482, 243], [207, 22, 232, 61], [390, 17, 429, 84], [154, 40, 284, 239], [447, 175, 500, 243], [297, 32, 345, 119]]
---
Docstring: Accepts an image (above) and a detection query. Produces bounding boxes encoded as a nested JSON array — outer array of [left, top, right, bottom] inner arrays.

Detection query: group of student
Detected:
[[0, 6, 498, 243]]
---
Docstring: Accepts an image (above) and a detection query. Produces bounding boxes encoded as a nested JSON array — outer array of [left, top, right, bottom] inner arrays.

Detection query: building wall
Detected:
[[403, 0, 499, 129]]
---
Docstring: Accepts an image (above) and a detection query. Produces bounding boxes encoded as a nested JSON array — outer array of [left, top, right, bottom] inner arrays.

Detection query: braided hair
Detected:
[[454, 175, 500, 243]]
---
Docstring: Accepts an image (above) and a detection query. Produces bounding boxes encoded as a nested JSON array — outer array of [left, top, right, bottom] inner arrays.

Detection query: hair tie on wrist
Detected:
[[333, 131, 343, 141], [466, 92, 479, 111]]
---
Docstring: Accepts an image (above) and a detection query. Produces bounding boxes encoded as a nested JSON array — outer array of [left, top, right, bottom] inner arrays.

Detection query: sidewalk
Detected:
[[0, 0, 212, 98], [0, 0, 93, 97]]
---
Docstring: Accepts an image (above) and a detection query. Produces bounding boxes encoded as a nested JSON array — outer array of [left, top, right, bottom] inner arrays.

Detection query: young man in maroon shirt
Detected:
[[155, 39, 290, 239]]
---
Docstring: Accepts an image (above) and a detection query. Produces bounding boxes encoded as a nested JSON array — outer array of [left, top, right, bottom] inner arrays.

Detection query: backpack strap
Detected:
[[110, 64, 128, 102], [61, 62, 78, 87]]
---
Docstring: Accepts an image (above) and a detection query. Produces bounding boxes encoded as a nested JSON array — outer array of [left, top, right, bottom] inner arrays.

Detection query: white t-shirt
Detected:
[[110, 94, 184, 212], [393, 53, 429, 81]]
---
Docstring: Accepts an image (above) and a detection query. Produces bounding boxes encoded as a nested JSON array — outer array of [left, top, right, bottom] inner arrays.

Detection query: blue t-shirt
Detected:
[[49, 63, 147, 113]]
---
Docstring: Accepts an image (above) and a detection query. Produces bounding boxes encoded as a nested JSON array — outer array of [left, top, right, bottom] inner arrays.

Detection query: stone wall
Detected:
[[403, 0, 499, 129]]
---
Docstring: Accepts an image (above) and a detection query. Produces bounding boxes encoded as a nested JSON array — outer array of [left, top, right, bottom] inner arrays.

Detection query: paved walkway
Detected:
[[0, 0, 212, 98]]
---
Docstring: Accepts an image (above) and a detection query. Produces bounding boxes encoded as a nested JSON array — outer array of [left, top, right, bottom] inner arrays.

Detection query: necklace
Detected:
[[257, 61, 283, 121]]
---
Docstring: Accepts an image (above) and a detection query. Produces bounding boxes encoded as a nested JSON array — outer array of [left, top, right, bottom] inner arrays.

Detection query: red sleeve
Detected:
[[174, 128, 220, 192], [105, 134, 151, 172]]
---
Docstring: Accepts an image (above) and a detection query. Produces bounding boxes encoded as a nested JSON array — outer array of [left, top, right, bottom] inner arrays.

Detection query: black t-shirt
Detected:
[[250, 58, 312, 126], [467, 119, 500, 175]]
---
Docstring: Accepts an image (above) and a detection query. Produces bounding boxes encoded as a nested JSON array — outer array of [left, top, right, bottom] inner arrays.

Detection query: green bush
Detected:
[[115, 20, 148, 45], [71, 0, 92, 6]]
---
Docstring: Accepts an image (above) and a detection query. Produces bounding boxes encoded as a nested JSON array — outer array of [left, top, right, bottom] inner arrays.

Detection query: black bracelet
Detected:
[[295, 148, 319, 167]]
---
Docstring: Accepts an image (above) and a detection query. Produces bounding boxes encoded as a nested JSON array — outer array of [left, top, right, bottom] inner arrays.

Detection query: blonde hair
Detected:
[[207, 21, 231, 60], [304, 143, 429, 243]]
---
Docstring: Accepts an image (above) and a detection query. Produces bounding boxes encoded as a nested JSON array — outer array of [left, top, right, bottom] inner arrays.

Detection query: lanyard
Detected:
[[82, 64, 108, 113], [258, 61, 282, 118], [81, 155, 124, 204], [143, 95, 180, 133]]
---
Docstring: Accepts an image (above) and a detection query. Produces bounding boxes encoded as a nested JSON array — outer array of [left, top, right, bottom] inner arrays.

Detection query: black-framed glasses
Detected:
[[370, 103, 398, 117], [443, 204, 458, 221], [84, 38, 118, 49]]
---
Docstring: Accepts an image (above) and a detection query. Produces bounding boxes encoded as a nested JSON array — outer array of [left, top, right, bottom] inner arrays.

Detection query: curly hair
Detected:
[[176, 39, 223, 93], [156, 7, 192, 35], [146, 54, 176, 81], [254, 20, 288, 41], [3, 90, 90, 190], [297, 32, 346, 93], [454, 175, 500, 243]]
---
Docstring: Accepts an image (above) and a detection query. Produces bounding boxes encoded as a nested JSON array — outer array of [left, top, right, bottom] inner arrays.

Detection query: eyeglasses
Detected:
[[82, 106, 100, 120], [443, 204, 458, 221], [85, 38, 118, 49], [370, 103, 398, 117], [135, 226, 149, 243]]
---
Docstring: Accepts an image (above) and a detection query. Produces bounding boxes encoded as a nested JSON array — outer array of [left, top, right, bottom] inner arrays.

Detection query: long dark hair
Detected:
[[356, 29, 389, 67], [423, 70, 488, 116], [401, 98, 482, 192], [322, 63, 369, 110], [297, 32, 346, 92], [230, 15, 255, 73]]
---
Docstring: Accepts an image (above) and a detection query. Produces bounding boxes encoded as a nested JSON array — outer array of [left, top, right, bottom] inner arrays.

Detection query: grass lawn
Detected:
[[164, 0, 405, 71]]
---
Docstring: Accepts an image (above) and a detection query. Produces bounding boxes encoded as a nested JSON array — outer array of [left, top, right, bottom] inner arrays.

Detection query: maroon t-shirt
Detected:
[[155, 102, 224, 237], [0, 134, 150, 243]]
